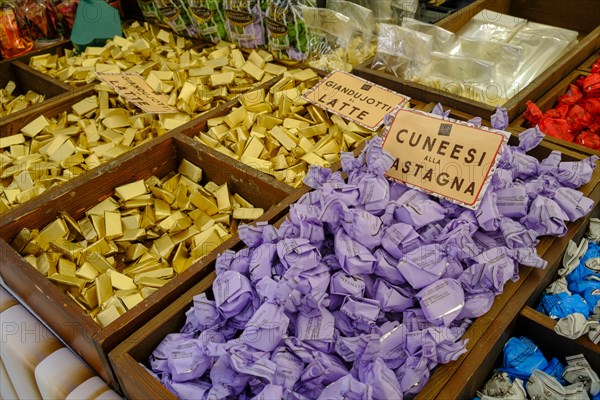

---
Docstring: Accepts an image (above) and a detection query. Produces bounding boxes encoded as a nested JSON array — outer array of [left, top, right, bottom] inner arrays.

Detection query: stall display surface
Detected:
[[353, 0, 600, 121], [1, 5, 599, 399]]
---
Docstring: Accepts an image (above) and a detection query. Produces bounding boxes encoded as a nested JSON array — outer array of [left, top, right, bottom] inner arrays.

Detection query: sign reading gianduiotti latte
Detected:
[[382, 108, 509, 209], [302, 70, 409, 130], [97, 72, 177, 114]]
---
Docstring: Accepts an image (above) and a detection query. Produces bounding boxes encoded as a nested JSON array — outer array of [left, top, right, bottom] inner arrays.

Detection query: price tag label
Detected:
[[97, 72, 177, 114], [302, 70, 409, 130], [382, 108, 509, 209]]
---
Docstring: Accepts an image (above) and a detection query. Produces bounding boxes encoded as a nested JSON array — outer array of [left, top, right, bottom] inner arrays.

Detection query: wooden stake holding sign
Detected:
[[302, 70, 410, 130], [97, 72, 177, 114], [382, 108, 509, 209]]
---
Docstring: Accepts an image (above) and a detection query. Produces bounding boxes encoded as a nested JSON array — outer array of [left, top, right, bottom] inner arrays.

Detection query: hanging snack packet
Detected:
[[186, 0, 229, 43], [327, 0, 375, 65], [265, 0, 315, 62], [302, 6, 354, 71], [223, 0, 266, 49], [154, 0, 198, 38]]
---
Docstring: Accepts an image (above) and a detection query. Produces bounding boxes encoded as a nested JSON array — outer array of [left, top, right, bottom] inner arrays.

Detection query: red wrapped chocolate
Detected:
[[525, 58, 600, 151]]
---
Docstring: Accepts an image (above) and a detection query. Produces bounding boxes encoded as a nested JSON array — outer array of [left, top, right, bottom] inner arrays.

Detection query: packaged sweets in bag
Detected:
[[223, 0, 266, 49], [15, 0, 62, 43], [0, 1, 33, 58], [186, 0, 229, 43], [136, 0, 161, 25], [402, 17, 456, 52], [265, 0, 314, 62], [326, 0, 375, 65], [302, 6, 354, 71], [155, 0, 198, 38], [371, 23, 433, 78]]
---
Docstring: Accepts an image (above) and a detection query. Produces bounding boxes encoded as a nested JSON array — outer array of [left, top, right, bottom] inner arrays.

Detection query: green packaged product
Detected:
[[265, 0, 315, 61], [223, 0, 266, 49], [186, 0, 229, 43], [136, 0, 161, 25], [154, 0, 198, 38]]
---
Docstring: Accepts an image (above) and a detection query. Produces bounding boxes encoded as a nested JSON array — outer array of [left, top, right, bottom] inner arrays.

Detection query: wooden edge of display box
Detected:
[[577, 49, 600, 73], [0, 83, 94, 137], [107, 140, 599, 400], [0, 133, 298, 390], [0, 61, 74, 130], [426, 193, 600, 400], [352, 0, 600, 122], [509, 70, 599, 158]]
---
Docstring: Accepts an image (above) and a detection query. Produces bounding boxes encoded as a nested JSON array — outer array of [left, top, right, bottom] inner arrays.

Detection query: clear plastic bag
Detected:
[[452, 37, 523, 77], [223, 0, 265, 48], [185, 0, 230, 44], [457, 9, 526, 43], [154, 0, 198, 38], [507, 22, 579, 92], [265, 0, 315, 61], [326, 0, 375, 65], [426, 51, 494, 83], [302, 6, 354, 71], [391, 0, 418, 22], [402, 17, 456, 52], [371, 23, 433, 78]]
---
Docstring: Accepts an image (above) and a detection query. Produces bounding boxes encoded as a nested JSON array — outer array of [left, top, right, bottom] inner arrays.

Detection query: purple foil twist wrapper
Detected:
[[148, 107, 598, 400]]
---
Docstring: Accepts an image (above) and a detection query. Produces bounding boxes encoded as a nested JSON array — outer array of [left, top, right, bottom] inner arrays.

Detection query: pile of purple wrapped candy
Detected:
[[147, 106, 598, 399]]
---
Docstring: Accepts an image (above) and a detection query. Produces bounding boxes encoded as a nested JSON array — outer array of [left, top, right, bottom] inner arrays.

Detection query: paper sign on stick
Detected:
[[302, 70, 409, 130], [97, 72, 177, 114], [382, 108, 509, 210]]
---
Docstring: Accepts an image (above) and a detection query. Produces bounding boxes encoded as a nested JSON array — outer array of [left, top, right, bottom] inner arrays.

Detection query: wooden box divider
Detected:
[[0, 83, 93, 137], [108, 138, 598, 400], [577, 50, 600, 73], [352, 0, 600, 121], [520, 306, 600, 356], [509, 70, 599, 157], [429, 190, 600, 399], [0, 59, 76, 128], [0, 132, 297, 390]]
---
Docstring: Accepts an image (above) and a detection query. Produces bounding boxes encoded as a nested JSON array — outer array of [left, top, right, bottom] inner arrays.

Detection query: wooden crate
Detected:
[[577, 49, 599, 73], [427, 191, 600, 399], [0, 133, 296, 390], [0, 84, 92, 137], [0, 59, 74, 128], [509, 70, 599, 157], [109, 139, 599, 399], [0, 78, 284, 214], [352, 0, 600, 121]]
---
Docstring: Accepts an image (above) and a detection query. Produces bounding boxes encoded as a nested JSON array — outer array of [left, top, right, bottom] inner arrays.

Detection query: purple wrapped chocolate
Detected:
[[148, 106, 597, 400]]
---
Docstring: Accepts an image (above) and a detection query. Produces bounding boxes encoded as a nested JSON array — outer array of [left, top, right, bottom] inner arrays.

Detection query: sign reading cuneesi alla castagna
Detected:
[[382, 108, 510, 210]]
